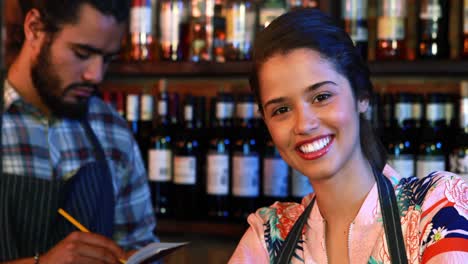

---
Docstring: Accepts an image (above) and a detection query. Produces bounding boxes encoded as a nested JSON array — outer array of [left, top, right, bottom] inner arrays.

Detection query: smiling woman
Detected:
[[229, 8, 468, 264]]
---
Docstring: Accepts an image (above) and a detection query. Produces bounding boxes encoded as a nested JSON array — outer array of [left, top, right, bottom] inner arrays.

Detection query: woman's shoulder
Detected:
[[395, 171, 466, 212]]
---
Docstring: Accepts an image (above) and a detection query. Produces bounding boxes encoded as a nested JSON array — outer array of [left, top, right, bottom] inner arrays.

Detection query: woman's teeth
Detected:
[[299, 137, 331, 153]]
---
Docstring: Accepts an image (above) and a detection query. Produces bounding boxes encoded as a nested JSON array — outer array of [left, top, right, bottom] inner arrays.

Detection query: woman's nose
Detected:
[[293, 102, 319, 135]]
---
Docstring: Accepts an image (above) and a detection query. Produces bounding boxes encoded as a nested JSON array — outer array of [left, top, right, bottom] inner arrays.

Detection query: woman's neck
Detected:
[[311, 157, 375, 225]]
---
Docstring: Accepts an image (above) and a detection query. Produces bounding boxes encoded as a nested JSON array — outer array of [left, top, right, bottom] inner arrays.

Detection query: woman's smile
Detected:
[[295, 135, 334, 160]]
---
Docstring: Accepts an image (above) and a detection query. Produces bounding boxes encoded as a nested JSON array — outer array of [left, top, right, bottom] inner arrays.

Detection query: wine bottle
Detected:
[[376, 0, 407, 60], [206, 93, 233, 219], [341, 0, 368, 60], [126, 93, 140, 136], [173, 95, 202, 219], [148, 81, 173, 217], [128, 0, 157, 61], [138, 93, 154, 167], [387, 93, 416, 178], [262, 134, 289, 206], [449, 82, 468, 182], [231, 94, 260, 220], [159, 0, 188, 61], [418, 0, 449, 59], [462, 0, 468, 58], [416, 93, 447, 178], [225, 0, 256, 61]]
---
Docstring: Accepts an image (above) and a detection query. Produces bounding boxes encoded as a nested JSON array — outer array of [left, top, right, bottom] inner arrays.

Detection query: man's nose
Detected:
[[82, 56, 105, 84], [293, 102, 319, 135]]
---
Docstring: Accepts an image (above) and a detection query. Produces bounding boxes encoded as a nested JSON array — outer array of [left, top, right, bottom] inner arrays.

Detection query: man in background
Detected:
[[0, 0, 158, 263]]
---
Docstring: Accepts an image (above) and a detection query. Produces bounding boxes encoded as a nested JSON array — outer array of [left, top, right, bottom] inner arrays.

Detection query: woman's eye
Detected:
[[272, 106, 290, 116], [313, 93, 332, 103]]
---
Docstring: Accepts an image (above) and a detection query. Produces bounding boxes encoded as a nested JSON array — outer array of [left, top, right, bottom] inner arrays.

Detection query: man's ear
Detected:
[[23, 9, 45, 48], [358, 98, 369, 114]]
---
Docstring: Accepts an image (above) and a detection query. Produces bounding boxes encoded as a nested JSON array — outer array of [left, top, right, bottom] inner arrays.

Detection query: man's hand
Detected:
[[40, 231, 126, 264]]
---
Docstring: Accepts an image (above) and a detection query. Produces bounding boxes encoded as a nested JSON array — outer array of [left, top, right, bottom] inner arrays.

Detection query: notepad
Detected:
[[126, 242, 189, 264]]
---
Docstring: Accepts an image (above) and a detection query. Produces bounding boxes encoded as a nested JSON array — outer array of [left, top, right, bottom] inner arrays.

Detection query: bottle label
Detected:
[[158, 100, 168, 116], [174, 156, 197, 184], [444, 102, 454, 126], [396, 102, 412, 126], [216, 102, 228, 119], [226, 4, 246, 44], [377, 17, 405, 40], [126, 94, 140, 121], [263, 158, 289, 197], [388, 154, 415, 178], [160, 1, 181, 48], [184, 105, 194, 121], [381, 0, 406, 17], [236, 102, 255, 119], [419, 3, 442, 20], [259, 7, 286, 28], [130, 6, 153, 34], [148, 149, 172, 181], [291, 169, 313, 198], [207, 154, 230, 195], [232, 155, 259, 197], [140, 94, 154, 121], [341, 0, 368, 19], [416, 156, 446, 179], [412, 102, 423, 121], [245, 11, 256, 45], [461, 98, 468, 128], [426, 103, 445, 122], [226, 102, 235, 118]]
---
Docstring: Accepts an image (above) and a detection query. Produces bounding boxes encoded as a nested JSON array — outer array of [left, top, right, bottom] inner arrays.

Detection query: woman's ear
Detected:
[[358, 98, 369, 114]]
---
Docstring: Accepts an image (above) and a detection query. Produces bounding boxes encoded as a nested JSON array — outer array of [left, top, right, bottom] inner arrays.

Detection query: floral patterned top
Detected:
[[229, 165, 468, 264]]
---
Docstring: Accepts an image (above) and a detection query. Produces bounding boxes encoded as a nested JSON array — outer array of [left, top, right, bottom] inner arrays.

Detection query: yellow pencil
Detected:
[[58, 208, 127, 264]]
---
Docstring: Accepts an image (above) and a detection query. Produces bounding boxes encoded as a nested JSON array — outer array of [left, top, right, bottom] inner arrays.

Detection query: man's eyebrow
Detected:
[[262, 81, 337, 110], [72, 43, 121, 57]]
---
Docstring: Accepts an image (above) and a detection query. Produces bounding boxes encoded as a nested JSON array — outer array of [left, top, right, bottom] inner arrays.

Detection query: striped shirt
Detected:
[[2, 80, 157, 250]]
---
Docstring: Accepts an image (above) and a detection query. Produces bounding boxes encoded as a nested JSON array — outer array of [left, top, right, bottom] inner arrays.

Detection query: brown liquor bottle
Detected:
[[127, 0, 158, 61], [463, 0, 468, 58], [376, 0, 407, 60]]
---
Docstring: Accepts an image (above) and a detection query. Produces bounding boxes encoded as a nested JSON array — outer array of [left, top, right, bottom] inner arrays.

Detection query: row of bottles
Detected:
[[374, 84, 467, 181], [103, 85, 314, 221], [101, 81, 467, 220], [125, 0, 468, 62], [126, 0, 318, 62]]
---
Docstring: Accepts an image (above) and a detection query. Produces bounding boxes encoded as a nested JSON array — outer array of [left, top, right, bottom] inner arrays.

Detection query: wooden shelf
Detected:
[[368, 60, 468, 77], [108, 61, 253, 78], [108, 60, 468, 78], [156, 219, 248, 238]]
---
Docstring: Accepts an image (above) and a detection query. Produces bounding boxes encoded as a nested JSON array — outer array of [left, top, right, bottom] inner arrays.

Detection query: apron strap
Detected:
[[273, 167, 408, 264], [373, 167, 408, 264]]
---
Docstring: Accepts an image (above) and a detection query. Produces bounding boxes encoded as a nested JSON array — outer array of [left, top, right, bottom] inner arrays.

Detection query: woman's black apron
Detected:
[[0, 119, 115, 261]]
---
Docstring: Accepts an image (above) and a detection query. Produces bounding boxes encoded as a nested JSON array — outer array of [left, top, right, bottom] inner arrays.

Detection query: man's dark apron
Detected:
[[0, 120, 115, 261]]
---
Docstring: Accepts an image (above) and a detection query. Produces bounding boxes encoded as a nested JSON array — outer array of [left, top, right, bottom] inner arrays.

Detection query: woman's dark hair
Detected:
[[18, 0, 130, 38], [250, 8, 387, 171]]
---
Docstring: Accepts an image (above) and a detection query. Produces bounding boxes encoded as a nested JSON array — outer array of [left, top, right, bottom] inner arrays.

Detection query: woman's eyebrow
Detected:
[[263, 81, 337, 110]]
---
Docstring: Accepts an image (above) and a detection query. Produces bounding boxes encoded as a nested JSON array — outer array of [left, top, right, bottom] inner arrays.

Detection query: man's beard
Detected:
[[30, 39, 97, 120]]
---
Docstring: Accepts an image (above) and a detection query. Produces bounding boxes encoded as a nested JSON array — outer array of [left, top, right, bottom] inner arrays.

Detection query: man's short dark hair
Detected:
[[19, 0, 131, 34]]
